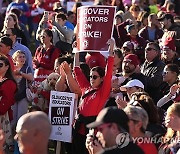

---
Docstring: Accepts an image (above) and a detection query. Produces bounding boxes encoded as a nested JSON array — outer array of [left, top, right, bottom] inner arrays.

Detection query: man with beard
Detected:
[[119, 54, 146, 101]]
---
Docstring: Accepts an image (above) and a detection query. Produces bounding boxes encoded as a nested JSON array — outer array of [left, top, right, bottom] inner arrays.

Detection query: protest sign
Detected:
[[49, 91, 76, 142], [76, 6, 116, 52]]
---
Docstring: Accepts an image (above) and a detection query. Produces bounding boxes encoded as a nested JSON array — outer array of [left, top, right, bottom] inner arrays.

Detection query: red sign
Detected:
[[76, 6, 116, 52]]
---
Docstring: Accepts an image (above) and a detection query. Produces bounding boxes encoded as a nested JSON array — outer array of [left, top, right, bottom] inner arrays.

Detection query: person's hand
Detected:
[[169, 84, 179, 96], [107, 38, 115, 56], [86, 133, 104, 154], [59, 65, 66, 77], [115, 96, 127, 109], [61, 62, 71, 75]]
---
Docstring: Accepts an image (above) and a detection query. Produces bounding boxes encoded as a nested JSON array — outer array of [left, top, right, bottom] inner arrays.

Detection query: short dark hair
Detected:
[[56, 13, 67, 21], [55, 55, 73, 65], [114, 48, 123, 59], [67, 11, 74, 17], [147, 42, 161, 52], [91, 66, 105, 78], [0, 36, 13, 48], [166, 64, 179, 75], [9, 28, 18, 36]]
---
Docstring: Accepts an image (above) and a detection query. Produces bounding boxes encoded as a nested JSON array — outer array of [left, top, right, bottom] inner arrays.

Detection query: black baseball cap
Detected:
[[87, 107, 129, 132]]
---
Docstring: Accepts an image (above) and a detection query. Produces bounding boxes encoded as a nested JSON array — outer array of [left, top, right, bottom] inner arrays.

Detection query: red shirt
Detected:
[[0, 79, 17, 121], [137, 142, 158, 154], [33, 45, 60, 70], [74, 56, 114, 134]]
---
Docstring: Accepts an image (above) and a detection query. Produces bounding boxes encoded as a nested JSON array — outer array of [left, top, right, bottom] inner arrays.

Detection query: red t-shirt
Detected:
[[137, 142, 158, 154]]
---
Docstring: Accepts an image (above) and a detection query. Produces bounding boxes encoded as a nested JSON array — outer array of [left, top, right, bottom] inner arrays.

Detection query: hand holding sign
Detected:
[[107, 38, 115, 56]]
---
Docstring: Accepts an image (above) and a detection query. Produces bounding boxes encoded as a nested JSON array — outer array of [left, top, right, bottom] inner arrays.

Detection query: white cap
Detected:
[[120, 79, 144, 91]]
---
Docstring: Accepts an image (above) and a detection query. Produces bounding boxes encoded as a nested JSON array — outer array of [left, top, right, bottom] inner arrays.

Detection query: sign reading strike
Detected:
[[49, 91, 76, 142], [77, 6, 116, 52]]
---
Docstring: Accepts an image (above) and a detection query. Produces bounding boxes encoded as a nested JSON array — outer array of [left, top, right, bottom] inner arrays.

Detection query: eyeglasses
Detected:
[[145, 47, 156, 51], [90, 75, 100, 80], [0, 63, 4, 68], [97, 123, 112, 132]]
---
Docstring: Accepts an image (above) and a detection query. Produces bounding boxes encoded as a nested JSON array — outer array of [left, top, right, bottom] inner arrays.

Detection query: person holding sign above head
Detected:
[[72, 39, 115, 154]]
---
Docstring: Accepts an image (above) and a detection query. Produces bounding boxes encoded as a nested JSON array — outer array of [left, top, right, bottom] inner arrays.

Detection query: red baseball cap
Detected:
[[123, 54, 140, 67]]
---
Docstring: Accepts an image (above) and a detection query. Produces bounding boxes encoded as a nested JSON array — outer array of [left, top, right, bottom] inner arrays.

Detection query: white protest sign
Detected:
[[49, 91, 76, 142]]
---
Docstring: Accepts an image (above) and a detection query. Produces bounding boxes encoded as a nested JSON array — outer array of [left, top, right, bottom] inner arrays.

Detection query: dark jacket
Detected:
[[141, 57, 165, 104], [138, 26, 163, 42]]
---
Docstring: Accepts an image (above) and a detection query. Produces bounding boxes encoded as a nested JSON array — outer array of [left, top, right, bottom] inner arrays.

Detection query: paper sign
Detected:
[[76, 6, 116, 52], [49, 91, 76, 142]]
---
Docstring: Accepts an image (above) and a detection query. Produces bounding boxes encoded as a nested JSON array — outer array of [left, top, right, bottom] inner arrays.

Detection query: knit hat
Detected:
[[87, 107, 129, 132], [162, 37, 176, 51], [123, 54, 140, 67]]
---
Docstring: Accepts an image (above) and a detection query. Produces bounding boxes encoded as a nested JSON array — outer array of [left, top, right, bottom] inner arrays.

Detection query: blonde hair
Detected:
[[12, 50, 25, 62], [163, 103, 180, 143]]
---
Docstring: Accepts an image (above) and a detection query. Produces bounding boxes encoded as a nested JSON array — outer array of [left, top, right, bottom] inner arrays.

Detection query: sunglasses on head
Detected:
[[145, 47, 156, 51], [0, 63, 4, 68], [90, 75, 100, 80]]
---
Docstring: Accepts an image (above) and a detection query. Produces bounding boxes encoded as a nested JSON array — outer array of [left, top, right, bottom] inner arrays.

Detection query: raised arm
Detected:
[[100, 39, 115, 98], [61, 62, 81, 96]]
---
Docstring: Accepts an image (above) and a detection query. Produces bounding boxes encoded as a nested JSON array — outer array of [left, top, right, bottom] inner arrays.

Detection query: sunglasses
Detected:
[[0, 63, 4, 68], [90, 75, 100, 80], [145, 47, 156, 51]]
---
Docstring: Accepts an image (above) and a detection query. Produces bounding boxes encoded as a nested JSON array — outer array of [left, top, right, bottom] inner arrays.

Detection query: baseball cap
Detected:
[[123, 54, 140, 67], [0, 36, 13, 48], [124, 105, 149, 130], [87, 107, 129, 132], [120, 79, 144, 91], [122, 41, 134, 50], [162, 37, 176, 51], [157, 13, 174, 22]]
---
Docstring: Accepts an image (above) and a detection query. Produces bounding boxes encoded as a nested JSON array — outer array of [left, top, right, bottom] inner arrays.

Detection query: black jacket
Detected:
[[141, 57, 165, 104]]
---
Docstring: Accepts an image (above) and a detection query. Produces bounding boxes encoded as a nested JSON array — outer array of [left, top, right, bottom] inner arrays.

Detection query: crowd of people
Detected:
[[0, 0, 179, 154]]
